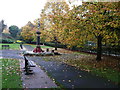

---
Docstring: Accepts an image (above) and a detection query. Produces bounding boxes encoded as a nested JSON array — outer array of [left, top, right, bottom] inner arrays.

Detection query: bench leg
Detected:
[[24, 62, 33, 75], [25, 67, 33, 75], [24, 56, 34, 75]]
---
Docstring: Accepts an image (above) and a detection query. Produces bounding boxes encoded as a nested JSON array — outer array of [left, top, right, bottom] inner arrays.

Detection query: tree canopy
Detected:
[[20, 1, 120, 61], [20, 21, 36, 43], [9, 25, 20, 38]]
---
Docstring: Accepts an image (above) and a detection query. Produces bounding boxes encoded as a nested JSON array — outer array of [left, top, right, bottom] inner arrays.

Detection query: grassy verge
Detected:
[[91, 68, 119, 84], [2, 58, 22, 88], [76, 63, 119, 84], [42, 53, 119, 85], [0, 43, 20, 50]]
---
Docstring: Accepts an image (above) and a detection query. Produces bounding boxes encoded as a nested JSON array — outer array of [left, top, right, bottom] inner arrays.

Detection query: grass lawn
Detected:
[[0, 43, 20, 50], [2, 58, 22, 88]]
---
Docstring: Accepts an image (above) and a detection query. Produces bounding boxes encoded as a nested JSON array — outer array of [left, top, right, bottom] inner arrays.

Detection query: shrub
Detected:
[[0, 38, 14, 43], [44, 42, 67, 48]]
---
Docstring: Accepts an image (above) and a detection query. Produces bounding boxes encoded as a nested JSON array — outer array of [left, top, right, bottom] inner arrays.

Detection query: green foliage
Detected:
[[0, 33, 15, 44], [0, 38, 14, 43], [44, 42, 67, 48], [9, 25, 20, 38]]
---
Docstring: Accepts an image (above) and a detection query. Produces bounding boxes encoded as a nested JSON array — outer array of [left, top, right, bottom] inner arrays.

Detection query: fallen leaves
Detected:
[[41, 50, 119, 84], [2, 58, 22, 88], [42, 52, 119, 72]]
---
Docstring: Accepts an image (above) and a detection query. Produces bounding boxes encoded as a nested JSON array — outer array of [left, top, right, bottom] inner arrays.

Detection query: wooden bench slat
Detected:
[[23, 55, 36, 75], [28, 60, 36, 67], [24, 55, 36, 67]]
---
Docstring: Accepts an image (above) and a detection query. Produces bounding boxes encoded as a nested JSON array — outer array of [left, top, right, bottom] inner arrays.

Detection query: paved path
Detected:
[[1, 50, 23, 59], [28, 56, 118, 88], [1, 49, 57, 88], [19, 59, 57, 88], [23, 45, 34, 51], [1, 45, 118, 88], [23, 45, 118, 88]]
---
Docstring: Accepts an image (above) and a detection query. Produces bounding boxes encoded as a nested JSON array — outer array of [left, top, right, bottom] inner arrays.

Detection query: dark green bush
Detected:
[[0, 38, 14, 43], [44, 42, 67, 48]]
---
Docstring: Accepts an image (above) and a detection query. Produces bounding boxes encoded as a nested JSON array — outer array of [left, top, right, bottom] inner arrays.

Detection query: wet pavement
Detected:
[[1, 45, 118, 88], [27, 56, 118, 88], [1, 48, 57, 88], [23, 45, 34, 51], [0, 50, 23, 59], [22, 45, 118, 88], [19, 59, 57, 88]]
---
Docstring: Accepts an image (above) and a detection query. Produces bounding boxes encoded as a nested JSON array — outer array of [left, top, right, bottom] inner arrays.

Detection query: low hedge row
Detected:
[[44, 42, 67, 48], [0, 38, 14, 43], [44, 42, 120, 55]]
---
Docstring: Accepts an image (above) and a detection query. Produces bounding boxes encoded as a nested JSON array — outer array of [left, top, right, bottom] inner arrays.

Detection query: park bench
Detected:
[[23, 55, 36, 75], [2, 45, 10, 49]]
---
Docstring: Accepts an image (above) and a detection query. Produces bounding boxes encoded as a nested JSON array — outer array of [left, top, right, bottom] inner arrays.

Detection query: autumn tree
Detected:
[[79, 2, 120, 61], [52, 4, 90, 50], [20, 21, 36, 43], [40, 1, 70, 50], [33, 18, 47, 44], [52, 2, 119, 61]]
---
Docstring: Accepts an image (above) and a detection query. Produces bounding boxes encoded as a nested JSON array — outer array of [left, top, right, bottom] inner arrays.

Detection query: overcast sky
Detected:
[[0, 0, 83, 28], [0, 0, 47, 28]]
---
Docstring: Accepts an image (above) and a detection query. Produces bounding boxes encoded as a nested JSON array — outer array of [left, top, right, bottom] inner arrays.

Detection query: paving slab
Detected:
[[19, 59, 57, 88]]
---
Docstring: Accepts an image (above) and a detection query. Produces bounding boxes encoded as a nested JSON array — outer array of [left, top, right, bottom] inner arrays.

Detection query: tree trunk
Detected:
[[96, 35, 103, 61], [55, 41, 57, 50], [54, 36, 57, 50]]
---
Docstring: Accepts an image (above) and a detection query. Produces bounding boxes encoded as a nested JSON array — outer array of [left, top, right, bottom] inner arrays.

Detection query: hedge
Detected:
[[0, 38, 14, 43]]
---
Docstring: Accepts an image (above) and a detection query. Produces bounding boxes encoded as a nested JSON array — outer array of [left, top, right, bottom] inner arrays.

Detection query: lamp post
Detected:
[[36, 20, 41, 46], [33, 19, 43, 53], [36, 31, 41, 46]]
